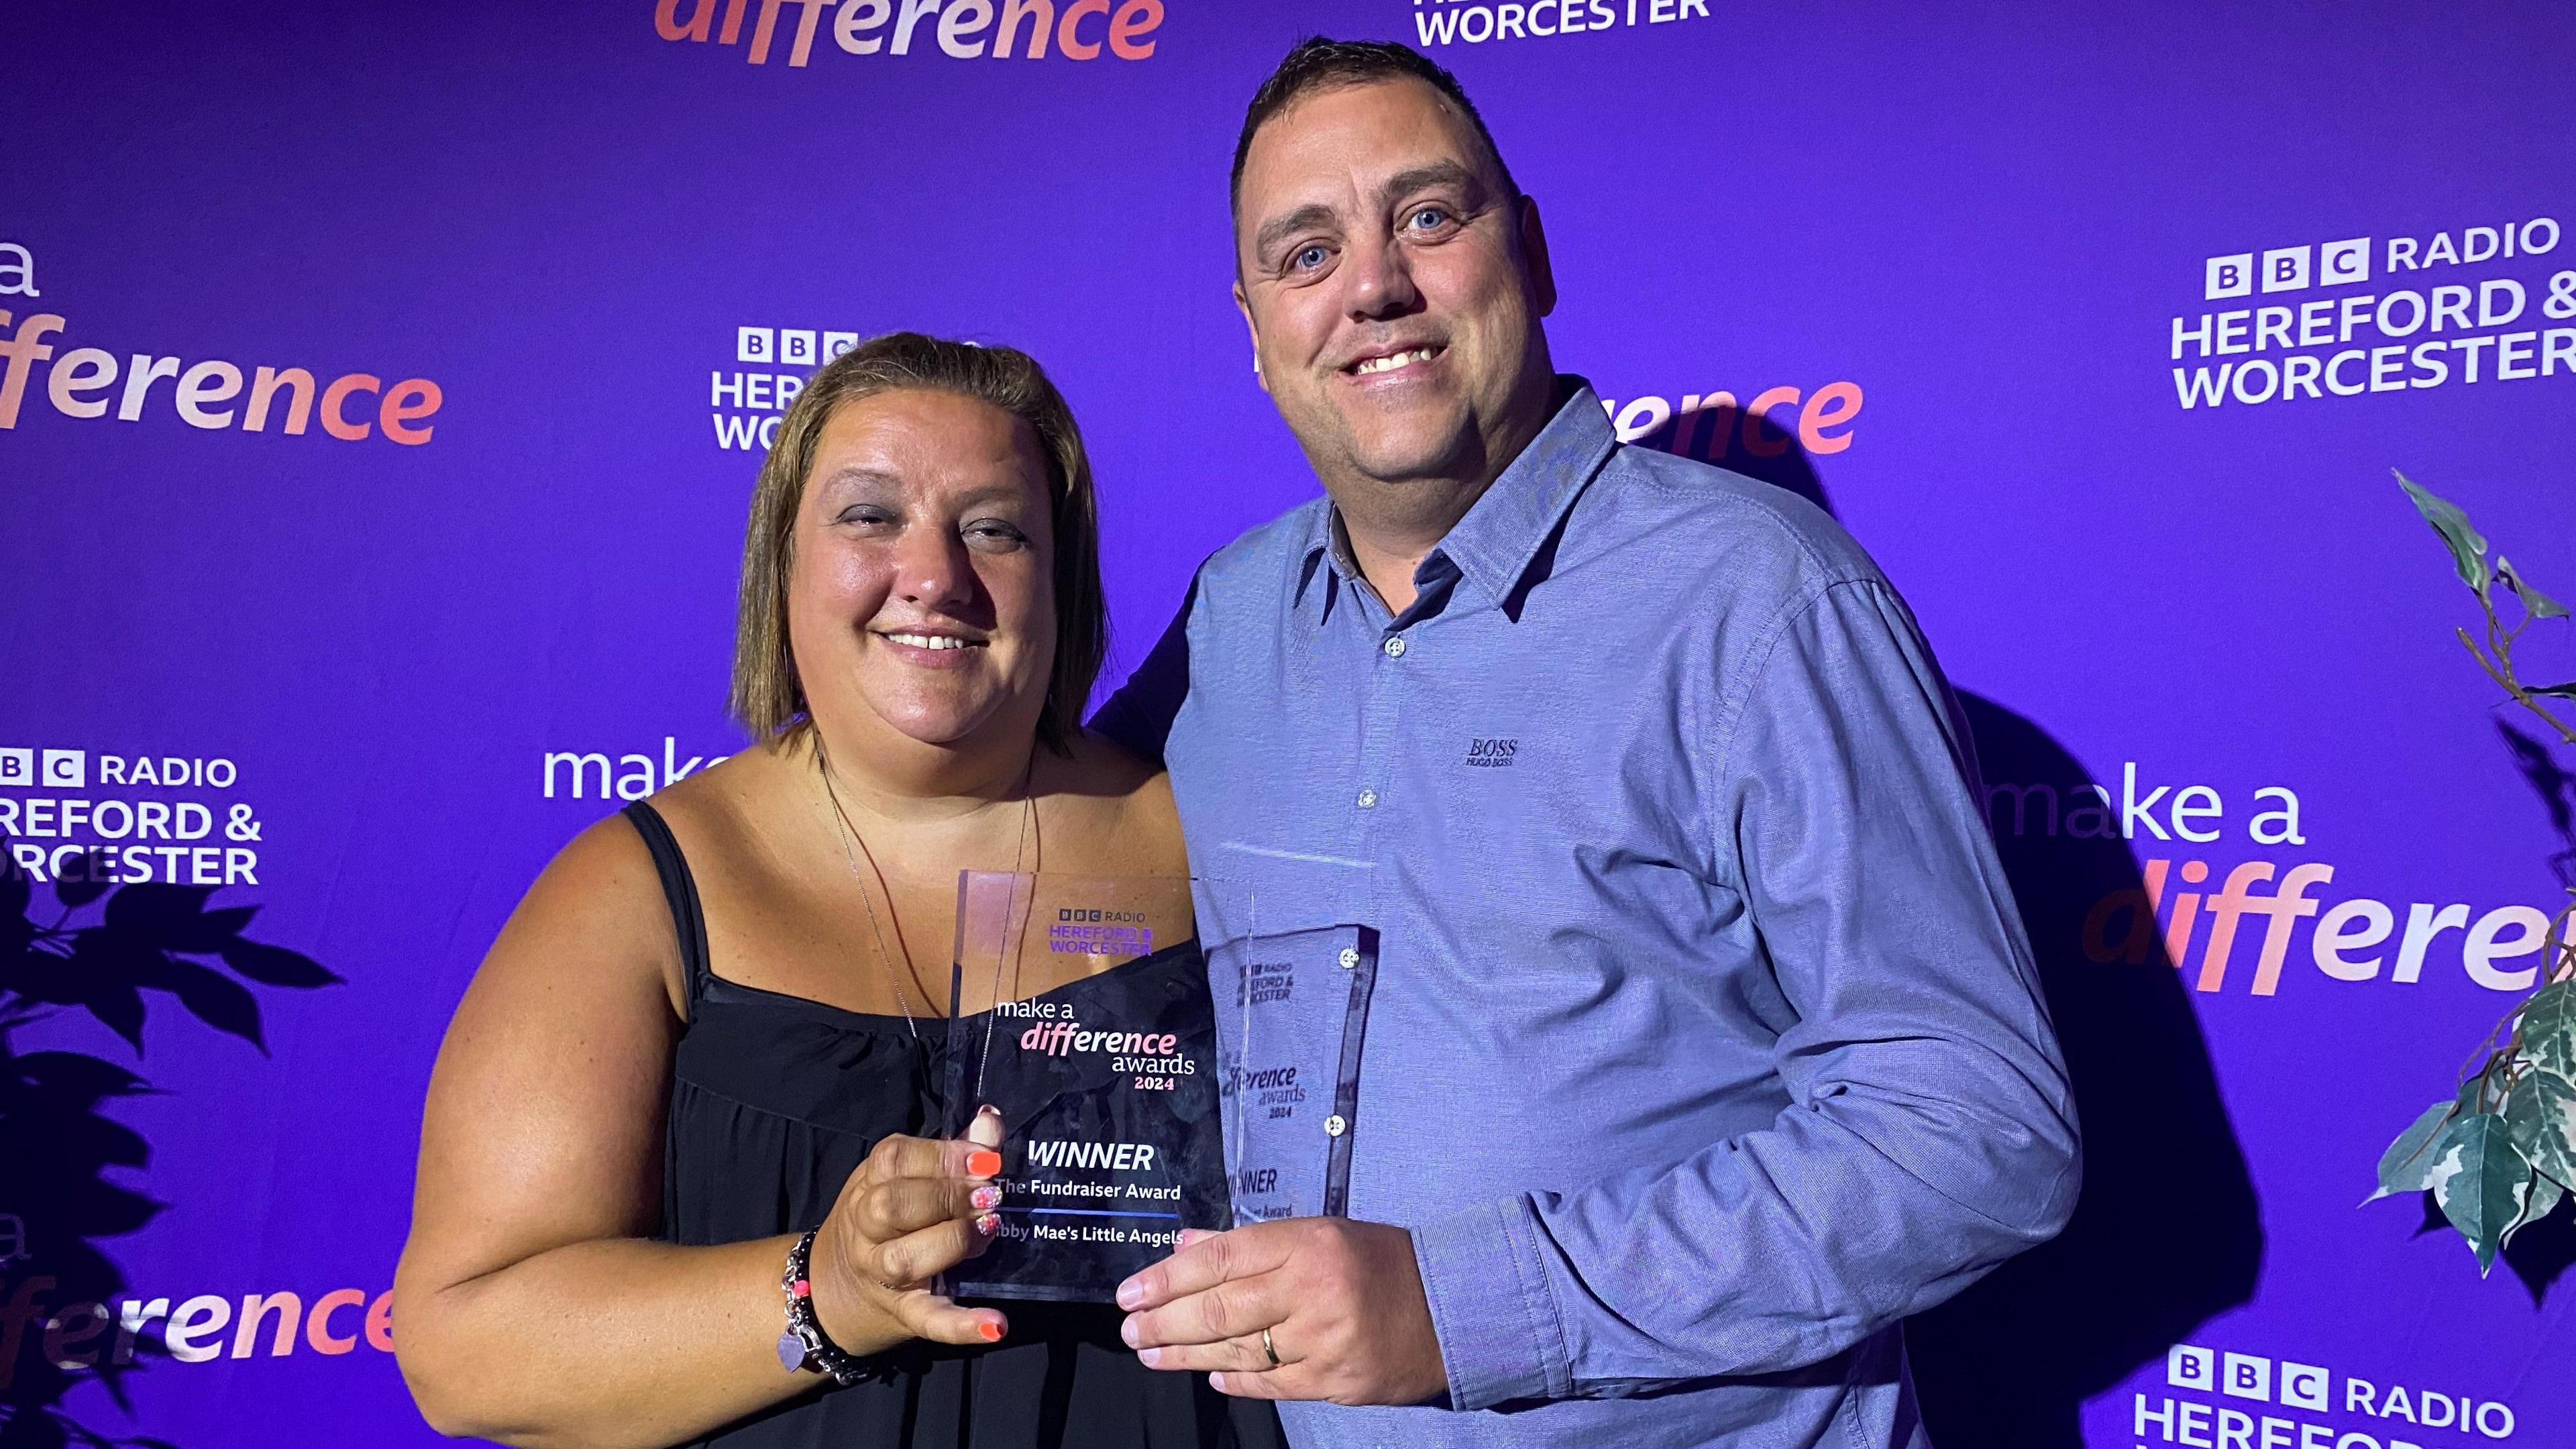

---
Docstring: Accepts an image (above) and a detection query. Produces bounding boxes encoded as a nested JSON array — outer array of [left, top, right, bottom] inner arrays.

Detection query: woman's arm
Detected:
[[391, 817, 1003, 1449]]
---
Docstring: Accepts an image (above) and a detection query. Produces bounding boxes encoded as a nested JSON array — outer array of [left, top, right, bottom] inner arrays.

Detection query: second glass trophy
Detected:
[[940, 871, 1238, 1302]]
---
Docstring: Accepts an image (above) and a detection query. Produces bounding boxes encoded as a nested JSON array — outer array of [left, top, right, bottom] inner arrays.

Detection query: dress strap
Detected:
[[623, 801, 710, 1020]]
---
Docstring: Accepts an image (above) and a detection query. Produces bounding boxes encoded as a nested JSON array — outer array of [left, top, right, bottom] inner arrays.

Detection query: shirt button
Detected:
[[1383, 635, 1407, 658], [1356, 788, 1378, 809], [1325, 1114, 1348, 1137], [1337, 947, 1360, 969]]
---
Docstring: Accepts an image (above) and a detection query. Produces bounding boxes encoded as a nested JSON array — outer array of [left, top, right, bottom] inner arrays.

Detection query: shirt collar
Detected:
[[1294, 376, 1614, 620]]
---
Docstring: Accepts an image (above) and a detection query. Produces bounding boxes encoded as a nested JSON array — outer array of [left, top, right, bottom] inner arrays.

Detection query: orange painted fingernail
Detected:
[[978, 1320, 1004, 1342], [967, 1150, 1002, 1177]]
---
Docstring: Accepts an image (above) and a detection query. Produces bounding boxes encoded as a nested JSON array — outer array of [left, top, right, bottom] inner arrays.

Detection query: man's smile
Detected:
[[1344, 344, 1446, 376]]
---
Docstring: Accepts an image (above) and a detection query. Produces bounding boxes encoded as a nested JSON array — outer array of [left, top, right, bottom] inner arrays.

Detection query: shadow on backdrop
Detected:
[[2475, 720, 2576, 1301], [0, 846, 339, 1448], [1627, 402, 2265, 1447]]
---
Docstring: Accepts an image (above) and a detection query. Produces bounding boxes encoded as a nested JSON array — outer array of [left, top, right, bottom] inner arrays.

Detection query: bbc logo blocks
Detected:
[[2169, 1345, 2330, 1411], [0, 748, 84, 789], [736, 328, 859, 366], [2206, 240, 2371, 299]]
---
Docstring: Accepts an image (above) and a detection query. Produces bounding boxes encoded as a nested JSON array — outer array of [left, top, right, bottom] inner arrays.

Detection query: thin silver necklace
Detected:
[[812, 735, 1037, 1042]]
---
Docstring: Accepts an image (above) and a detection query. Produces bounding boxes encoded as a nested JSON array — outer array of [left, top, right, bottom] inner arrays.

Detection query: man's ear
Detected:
[[1233, 281, 1270, 394], [1517, 195, 1557, 319]]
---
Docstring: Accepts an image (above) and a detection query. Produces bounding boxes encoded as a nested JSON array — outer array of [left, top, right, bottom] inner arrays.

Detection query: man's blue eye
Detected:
[[1294, 245, 1328, 270], [1409, 207, 1446, 229]]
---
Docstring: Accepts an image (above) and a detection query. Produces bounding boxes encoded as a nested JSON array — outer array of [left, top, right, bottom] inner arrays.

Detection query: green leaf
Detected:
[[2397, 470, 2490, 600], [2505, 1069, 2576, 1187], [2369, 1099, 2460, 1202], [2523, 981, 2576, 1083], [2429, 1112, 2532, 1273], [2498, 557, 2572, 620], [2512, 1173, 2567, 1248]]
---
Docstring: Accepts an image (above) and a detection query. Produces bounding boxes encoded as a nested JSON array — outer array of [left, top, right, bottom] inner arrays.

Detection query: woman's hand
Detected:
[[809, 1105, 1012, 1348]]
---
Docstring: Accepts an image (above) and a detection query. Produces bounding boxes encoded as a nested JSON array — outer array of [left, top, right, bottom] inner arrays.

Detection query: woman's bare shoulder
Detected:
[[513, 743, 779, 980], [1051, 729, 1183, 877], [637, 737, 794, 861]]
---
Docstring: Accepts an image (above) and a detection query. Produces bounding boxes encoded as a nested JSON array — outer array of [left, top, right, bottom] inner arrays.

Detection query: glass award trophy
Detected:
[[1206, 869, 1374, 1229], [940, 871, 1238, 1302]]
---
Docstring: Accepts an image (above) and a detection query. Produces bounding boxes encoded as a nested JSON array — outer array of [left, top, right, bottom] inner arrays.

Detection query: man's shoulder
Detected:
[[1593, 443, 1886, 598], [1189, 494, 1332, 604]]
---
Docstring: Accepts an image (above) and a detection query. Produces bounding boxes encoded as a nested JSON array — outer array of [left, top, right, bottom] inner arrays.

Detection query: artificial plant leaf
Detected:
[[2510, 1172, 2566, 1249], [2505, 1068, 2576, 1186], [2396, 470, 2490, 600], [2369, 1098, 2460, 1202], [2429, 1112, 2531, 1273], [2498, 557, 2572, 619], [2522, 980, 2576, 1083]]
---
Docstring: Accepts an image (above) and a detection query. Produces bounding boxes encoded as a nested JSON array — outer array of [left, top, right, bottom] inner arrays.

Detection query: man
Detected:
[[1092, 38, 2076, 1449]]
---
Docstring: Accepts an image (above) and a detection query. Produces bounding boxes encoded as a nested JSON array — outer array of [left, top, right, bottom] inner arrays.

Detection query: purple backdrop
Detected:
[[5, 2, 2574, 1444]]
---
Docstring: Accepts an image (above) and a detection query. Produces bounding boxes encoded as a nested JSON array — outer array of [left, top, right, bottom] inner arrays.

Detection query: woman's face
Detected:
[[788, 388, 1057, 754]]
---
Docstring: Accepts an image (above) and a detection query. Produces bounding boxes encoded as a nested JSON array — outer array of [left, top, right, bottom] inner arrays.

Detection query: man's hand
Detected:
[[1116, 1216, 1448, 1405]]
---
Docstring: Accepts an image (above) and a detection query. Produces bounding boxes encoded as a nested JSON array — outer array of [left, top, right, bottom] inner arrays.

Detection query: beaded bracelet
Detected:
[[777, 1229, 869, 1387]]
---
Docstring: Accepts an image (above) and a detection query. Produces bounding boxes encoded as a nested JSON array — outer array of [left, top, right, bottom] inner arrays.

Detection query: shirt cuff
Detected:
[[1409, 1195, 1570, 1410]]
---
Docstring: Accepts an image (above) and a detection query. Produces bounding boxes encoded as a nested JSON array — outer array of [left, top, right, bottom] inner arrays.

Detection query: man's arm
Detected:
[[1410, 576, 2080, 1409], [1087, 572, 1201, 765]]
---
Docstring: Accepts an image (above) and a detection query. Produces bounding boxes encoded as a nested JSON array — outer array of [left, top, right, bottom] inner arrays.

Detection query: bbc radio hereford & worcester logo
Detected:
[[2165, 214, 2576, 411], [708, 325, 856, 451], [0, 745, 269, 890]]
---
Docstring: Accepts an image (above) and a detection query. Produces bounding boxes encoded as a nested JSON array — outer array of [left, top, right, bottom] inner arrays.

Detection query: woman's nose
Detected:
[[891, 525, 972, 606]]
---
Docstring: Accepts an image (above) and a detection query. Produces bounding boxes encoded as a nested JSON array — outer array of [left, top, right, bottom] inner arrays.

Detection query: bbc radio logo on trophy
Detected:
[[710, 325, 856, 451]]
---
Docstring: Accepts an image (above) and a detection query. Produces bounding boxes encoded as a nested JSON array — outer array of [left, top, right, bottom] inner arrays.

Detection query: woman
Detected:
[[394, 333, 1275, 1449]]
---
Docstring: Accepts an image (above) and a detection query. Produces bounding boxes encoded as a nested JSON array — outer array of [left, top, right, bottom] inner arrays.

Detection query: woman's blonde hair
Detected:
[[728, 331, 1105, 753]]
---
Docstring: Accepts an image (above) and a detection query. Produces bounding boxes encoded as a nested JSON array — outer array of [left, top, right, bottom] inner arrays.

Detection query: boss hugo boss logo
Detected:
[[1465, 737, 1519, 767]]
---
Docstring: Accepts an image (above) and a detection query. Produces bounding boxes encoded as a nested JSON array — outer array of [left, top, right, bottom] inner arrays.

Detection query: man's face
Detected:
[[1233, 78, 1554, 490]]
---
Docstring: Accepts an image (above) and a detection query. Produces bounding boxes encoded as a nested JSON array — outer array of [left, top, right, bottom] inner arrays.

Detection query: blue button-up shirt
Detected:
[[1095, 380, 2077, 1449]]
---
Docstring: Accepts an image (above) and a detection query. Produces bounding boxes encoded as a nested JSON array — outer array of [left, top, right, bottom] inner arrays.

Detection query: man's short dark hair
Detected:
[[1229, 38, 1520, 222]]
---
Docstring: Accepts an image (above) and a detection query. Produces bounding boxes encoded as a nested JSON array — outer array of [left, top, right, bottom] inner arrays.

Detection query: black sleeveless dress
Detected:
[[624, 802, 1283, 1449]]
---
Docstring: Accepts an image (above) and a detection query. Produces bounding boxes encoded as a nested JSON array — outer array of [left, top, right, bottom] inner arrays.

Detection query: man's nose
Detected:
[[891, 524, 974, 607], [1342, 235, 1421, 321]]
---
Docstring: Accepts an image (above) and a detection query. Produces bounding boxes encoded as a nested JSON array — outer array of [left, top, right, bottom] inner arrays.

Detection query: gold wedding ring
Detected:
[[1260, 1325, 1281, 1368]]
